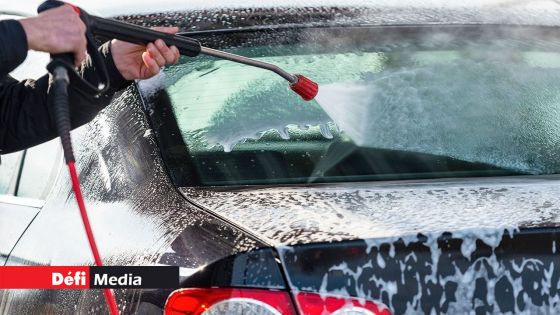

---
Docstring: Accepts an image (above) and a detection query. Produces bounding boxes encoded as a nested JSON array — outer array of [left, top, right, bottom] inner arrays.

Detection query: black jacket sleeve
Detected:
[[0, 20, 130, 154], [0, 20, 28, 76]]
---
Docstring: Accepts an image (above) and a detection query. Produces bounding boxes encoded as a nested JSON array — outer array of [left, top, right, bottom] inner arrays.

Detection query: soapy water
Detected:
[[204, 80, 333, 152], [198, 57, 560, 173], [157, 51, 385, 151], [315, 59, 560, 174], [299, 229, 560, 314], [185, 174, 560, 312], [136, 36, 560, 175]]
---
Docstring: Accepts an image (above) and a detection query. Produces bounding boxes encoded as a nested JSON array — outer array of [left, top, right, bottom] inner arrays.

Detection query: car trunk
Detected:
[[276, 228, 560, 314], [180, 175, 560, 312], [180, 175, 560, 245]]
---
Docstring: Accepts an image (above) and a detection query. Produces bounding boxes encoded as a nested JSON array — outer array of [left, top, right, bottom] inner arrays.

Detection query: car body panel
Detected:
[[276, 228, 560, 314], [113, 1, 560, 34], [0, 86, 265, 314], [0, 202, 39, 266], [9, 0, 560, 22], [181, 247, 286, 290], [171, 227, 560, 314], [180, 176, 560, 245]]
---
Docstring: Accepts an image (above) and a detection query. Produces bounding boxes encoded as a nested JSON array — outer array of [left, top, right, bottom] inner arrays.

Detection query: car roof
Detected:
[[7, 0, 560, 24]]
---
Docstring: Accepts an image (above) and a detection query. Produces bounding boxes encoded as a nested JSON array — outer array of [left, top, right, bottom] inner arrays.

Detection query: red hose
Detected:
[[68, 161, 120, 315]]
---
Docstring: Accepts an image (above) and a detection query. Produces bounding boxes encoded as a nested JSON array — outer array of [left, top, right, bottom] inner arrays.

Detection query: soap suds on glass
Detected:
[[204, 80, 332, 152], [149, 34, 560, 178], [165, 52, 379, 152], [316, 58, 560, 174]]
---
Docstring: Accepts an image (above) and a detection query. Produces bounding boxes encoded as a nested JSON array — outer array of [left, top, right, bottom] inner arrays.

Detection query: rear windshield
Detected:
[[144, 25, 560, 186]]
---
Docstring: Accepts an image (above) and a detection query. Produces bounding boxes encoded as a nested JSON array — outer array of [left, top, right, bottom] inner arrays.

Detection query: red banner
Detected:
[[0, 266, 89, 289], [0, 266, 179, 289]]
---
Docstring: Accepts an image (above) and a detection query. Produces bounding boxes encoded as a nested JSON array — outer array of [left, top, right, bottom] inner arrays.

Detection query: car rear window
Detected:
[[144, 26, 560, 186]]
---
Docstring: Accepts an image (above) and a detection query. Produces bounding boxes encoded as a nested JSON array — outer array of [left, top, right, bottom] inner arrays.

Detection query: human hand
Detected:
[[110, 27, 180, 81], [19, 5, 87, 66]]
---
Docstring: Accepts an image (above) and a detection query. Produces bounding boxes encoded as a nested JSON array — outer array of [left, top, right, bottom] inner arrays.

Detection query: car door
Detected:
[[0, 151, 36, 266], [0, 139, 62, 266]]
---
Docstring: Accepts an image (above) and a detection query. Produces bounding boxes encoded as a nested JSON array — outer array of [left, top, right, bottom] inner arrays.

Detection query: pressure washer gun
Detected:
[[41, 0, 319, 100], [38, 1, 318, 314]]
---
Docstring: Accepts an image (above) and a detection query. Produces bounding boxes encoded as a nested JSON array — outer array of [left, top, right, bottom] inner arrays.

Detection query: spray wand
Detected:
[[40, 0, 318, 314], [86, 13, 319, 100]]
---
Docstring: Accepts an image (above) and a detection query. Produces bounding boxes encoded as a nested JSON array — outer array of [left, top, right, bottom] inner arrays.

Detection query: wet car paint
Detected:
[[168, 225, 560, 313], [275, 229, 560, 314], [10, 0, 560, 20], [0, 202, 39, 266], [113, 1, 560, 32], [181, 176, 560, 245], [179, 177, 560, 313], [2, 5, 560, 315], [0, 86, 265, 314], [180, 247, 286, 290]]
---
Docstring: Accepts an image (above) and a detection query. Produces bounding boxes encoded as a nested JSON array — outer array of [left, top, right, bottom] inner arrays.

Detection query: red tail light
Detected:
[[165, 288, 392, 315], [164, 288, 297, 315], [295, 292, 392, 315]]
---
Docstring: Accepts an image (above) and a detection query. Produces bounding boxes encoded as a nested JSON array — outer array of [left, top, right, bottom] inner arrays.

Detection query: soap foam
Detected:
[[315, 59, 560, 174]]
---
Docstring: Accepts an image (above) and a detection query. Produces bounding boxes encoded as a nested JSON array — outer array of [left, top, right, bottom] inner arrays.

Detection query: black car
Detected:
[[2, 2, 560, 314]]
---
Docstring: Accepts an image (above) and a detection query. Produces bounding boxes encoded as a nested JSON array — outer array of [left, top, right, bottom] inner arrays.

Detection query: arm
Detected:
[[0, 6, 100, 153], [0, 20, 29, 78], [0, 5, 179, 154], [0, 41, 128, 154]]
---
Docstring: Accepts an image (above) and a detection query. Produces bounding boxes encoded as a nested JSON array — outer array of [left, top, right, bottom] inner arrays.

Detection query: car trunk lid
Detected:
[[180, 175, 560, 245], [275, 228, 560, 314]]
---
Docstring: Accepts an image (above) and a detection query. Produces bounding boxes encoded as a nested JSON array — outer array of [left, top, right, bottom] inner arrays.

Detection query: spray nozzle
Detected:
[[290, 75, 319, 101]]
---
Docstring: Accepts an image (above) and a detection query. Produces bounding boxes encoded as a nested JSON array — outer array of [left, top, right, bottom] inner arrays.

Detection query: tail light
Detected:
[[295, 292, 391, 315], [164, 288, 391, 315], [164, 288, 296, 315]]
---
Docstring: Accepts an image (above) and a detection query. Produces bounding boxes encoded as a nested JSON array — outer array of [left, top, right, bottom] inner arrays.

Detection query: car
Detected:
[[2, 1, 560, 314]]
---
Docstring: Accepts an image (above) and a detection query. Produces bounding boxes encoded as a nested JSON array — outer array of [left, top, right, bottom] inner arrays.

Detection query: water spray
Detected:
[[39, 1, 319, 314]]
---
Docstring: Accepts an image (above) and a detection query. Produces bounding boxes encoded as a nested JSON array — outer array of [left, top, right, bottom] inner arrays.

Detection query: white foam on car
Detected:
[[12, 0, 560, 21], [315, 58, 560, 174], [137, 71, 168, 98], [186, 175, 560, 313], [298, 227, 560, 314], [165, 53, 371, 151]]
